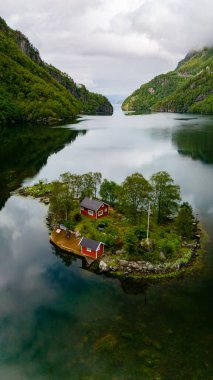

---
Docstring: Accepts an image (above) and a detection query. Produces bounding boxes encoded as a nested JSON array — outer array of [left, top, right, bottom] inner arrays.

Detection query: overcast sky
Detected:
[[1, 0, 213, 98]]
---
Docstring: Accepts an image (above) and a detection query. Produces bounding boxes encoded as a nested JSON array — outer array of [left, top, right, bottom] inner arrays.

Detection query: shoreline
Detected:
[[97, 246, 205, 281]]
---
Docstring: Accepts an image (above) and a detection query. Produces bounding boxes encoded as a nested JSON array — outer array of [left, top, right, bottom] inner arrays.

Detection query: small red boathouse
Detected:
[[79, 237, 104, 259], [80, 197, 109, 219]]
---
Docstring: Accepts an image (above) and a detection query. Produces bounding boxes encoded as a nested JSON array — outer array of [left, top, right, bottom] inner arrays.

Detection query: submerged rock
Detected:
[[93, 333, 117, 352]]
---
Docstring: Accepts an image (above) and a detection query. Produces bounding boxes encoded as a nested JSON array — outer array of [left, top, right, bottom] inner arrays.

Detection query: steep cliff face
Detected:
[[0, 16, 42, 65], [0, 16, 113, 125], [14, 31, 42, 65], [122, 47, 213, 115]]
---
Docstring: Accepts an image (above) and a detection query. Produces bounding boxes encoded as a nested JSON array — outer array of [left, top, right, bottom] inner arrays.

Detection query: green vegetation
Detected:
[[76, 84, 113, 115], [151, 171, 180, 224], [176, 202, 194, 240], [46, 65, 113, 115], [118, 173, 152, 223], [21, 171, 201, 270], [99, 179, 120, 205], [0, 16, 112, 125], [122, 47, 213, 114]]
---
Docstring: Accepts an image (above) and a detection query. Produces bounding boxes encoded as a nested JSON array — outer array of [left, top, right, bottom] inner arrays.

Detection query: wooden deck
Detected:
[[50, 229, 83, 256]]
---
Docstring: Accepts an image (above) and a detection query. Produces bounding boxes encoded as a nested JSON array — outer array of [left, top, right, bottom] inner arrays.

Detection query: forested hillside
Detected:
[[122, 47, 213, 114], [0, 16, 113, 125]]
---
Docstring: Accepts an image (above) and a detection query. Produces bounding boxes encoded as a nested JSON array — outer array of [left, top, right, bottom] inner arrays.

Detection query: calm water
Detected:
[[0, 107, 213, 379]]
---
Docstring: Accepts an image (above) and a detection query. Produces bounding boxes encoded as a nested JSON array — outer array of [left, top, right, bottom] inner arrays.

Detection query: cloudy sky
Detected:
[[1, 0, 213, 99]]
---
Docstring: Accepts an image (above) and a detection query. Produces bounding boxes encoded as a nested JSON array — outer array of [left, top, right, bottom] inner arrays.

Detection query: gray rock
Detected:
[[129, 262, 139, 269], [119, 259, 129, 267], [159, 251, 166, 261], [116, 249, 126, 254], [148, 87, 155, 94], [99, 260, 109, 272], [147, 264, 154, 271]]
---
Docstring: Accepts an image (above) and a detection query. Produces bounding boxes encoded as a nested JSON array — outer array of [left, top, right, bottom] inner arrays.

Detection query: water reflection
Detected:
[[52, 244, 150, 297], [0, 197, 55, 317], [0, 124, 85, 210], [172, 119, 213, 164]]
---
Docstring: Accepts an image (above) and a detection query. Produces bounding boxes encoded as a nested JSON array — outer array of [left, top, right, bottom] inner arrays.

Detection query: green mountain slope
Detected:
[[0, 16, 113, 125], [122, 47, 213, 114]]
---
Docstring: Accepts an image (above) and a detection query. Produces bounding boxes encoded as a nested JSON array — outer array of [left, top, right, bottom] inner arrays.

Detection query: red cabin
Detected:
[[79, 237, 104, 259], [80, 197, 109, 219]]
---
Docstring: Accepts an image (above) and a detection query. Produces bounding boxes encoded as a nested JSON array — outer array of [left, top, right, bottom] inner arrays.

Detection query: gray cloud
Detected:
[[0, 0, 212, 97]]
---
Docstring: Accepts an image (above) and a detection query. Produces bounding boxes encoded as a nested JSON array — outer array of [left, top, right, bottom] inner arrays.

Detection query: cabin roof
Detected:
[[79, 237, 102, 251], [80, 197, 106, 211]]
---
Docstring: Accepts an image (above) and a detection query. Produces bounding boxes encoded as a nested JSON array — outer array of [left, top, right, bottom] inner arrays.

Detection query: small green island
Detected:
[[19, 171, 204, 279]]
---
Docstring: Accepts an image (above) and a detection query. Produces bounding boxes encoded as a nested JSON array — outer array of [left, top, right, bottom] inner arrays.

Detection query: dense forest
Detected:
[[0, 16, 113, 125], [122, 47, 213, 114]]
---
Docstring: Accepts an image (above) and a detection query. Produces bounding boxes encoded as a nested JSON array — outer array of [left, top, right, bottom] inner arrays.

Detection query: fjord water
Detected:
[[0, 107, 213, 379]]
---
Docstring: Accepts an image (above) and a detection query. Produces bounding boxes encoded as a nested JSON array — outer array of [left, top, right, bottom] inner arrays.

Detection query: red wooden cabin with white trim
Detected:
[[79, 237, 104, 259], [80, 197, 109, 219]]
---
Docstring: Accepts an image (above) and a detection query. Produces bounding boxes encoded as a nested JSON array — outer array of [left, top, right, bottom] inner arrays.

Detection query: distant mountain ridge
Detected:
[[122, 47, 213, 114], [0, 16, 113, 124]]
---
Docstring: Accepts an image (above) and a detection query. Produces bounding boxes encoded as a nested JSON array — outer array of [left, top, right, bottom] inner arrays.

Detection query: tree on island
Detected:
[[151, 171, 181, 224], [176, 202, 194, 239], [100, 179, 120, 205], [60, 173, 83, 198], [60, 171, 102, 199], [119, 172, 152, 222], [81, 172, 102, 198], [50, 181, 75, 221]]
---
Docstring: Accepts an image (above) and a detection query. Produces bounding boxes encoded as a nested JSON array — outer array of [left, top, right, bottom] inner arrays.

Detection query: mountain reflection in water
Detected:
[[0, 123, 85, 209]]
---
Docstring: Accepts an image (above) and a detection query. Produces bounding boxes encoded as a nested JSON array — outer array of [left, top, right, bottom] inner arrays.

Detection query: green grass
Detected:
[[20, 181, 53, 198]]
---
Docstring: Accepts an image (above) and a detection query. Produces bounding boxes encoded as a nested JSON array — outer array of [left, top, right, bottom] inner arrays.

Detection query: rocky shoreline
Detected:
[[98, 238, 201, 278]]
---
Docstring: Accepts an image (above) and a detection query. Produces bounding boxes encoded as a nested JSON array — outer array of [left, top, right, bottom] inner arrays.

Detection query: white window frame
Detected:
[[87, 248, 92, 252], [98, 210, 103, 216], [88, 210, 94, 216]]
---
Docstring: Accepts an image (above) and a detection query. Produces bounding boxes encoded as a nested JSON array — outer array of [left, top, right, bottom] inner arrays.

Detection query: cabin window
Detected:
[[88, 210, 94, 216], [98, 210, 103, 216], [87, 248, 91, 252]]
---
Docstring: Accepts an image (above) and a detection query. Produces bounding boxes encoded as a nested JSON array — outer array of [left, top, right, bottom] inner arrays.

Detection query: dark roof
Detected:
[[80, 197, 105, 211], [79, 237, 102, 251]]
